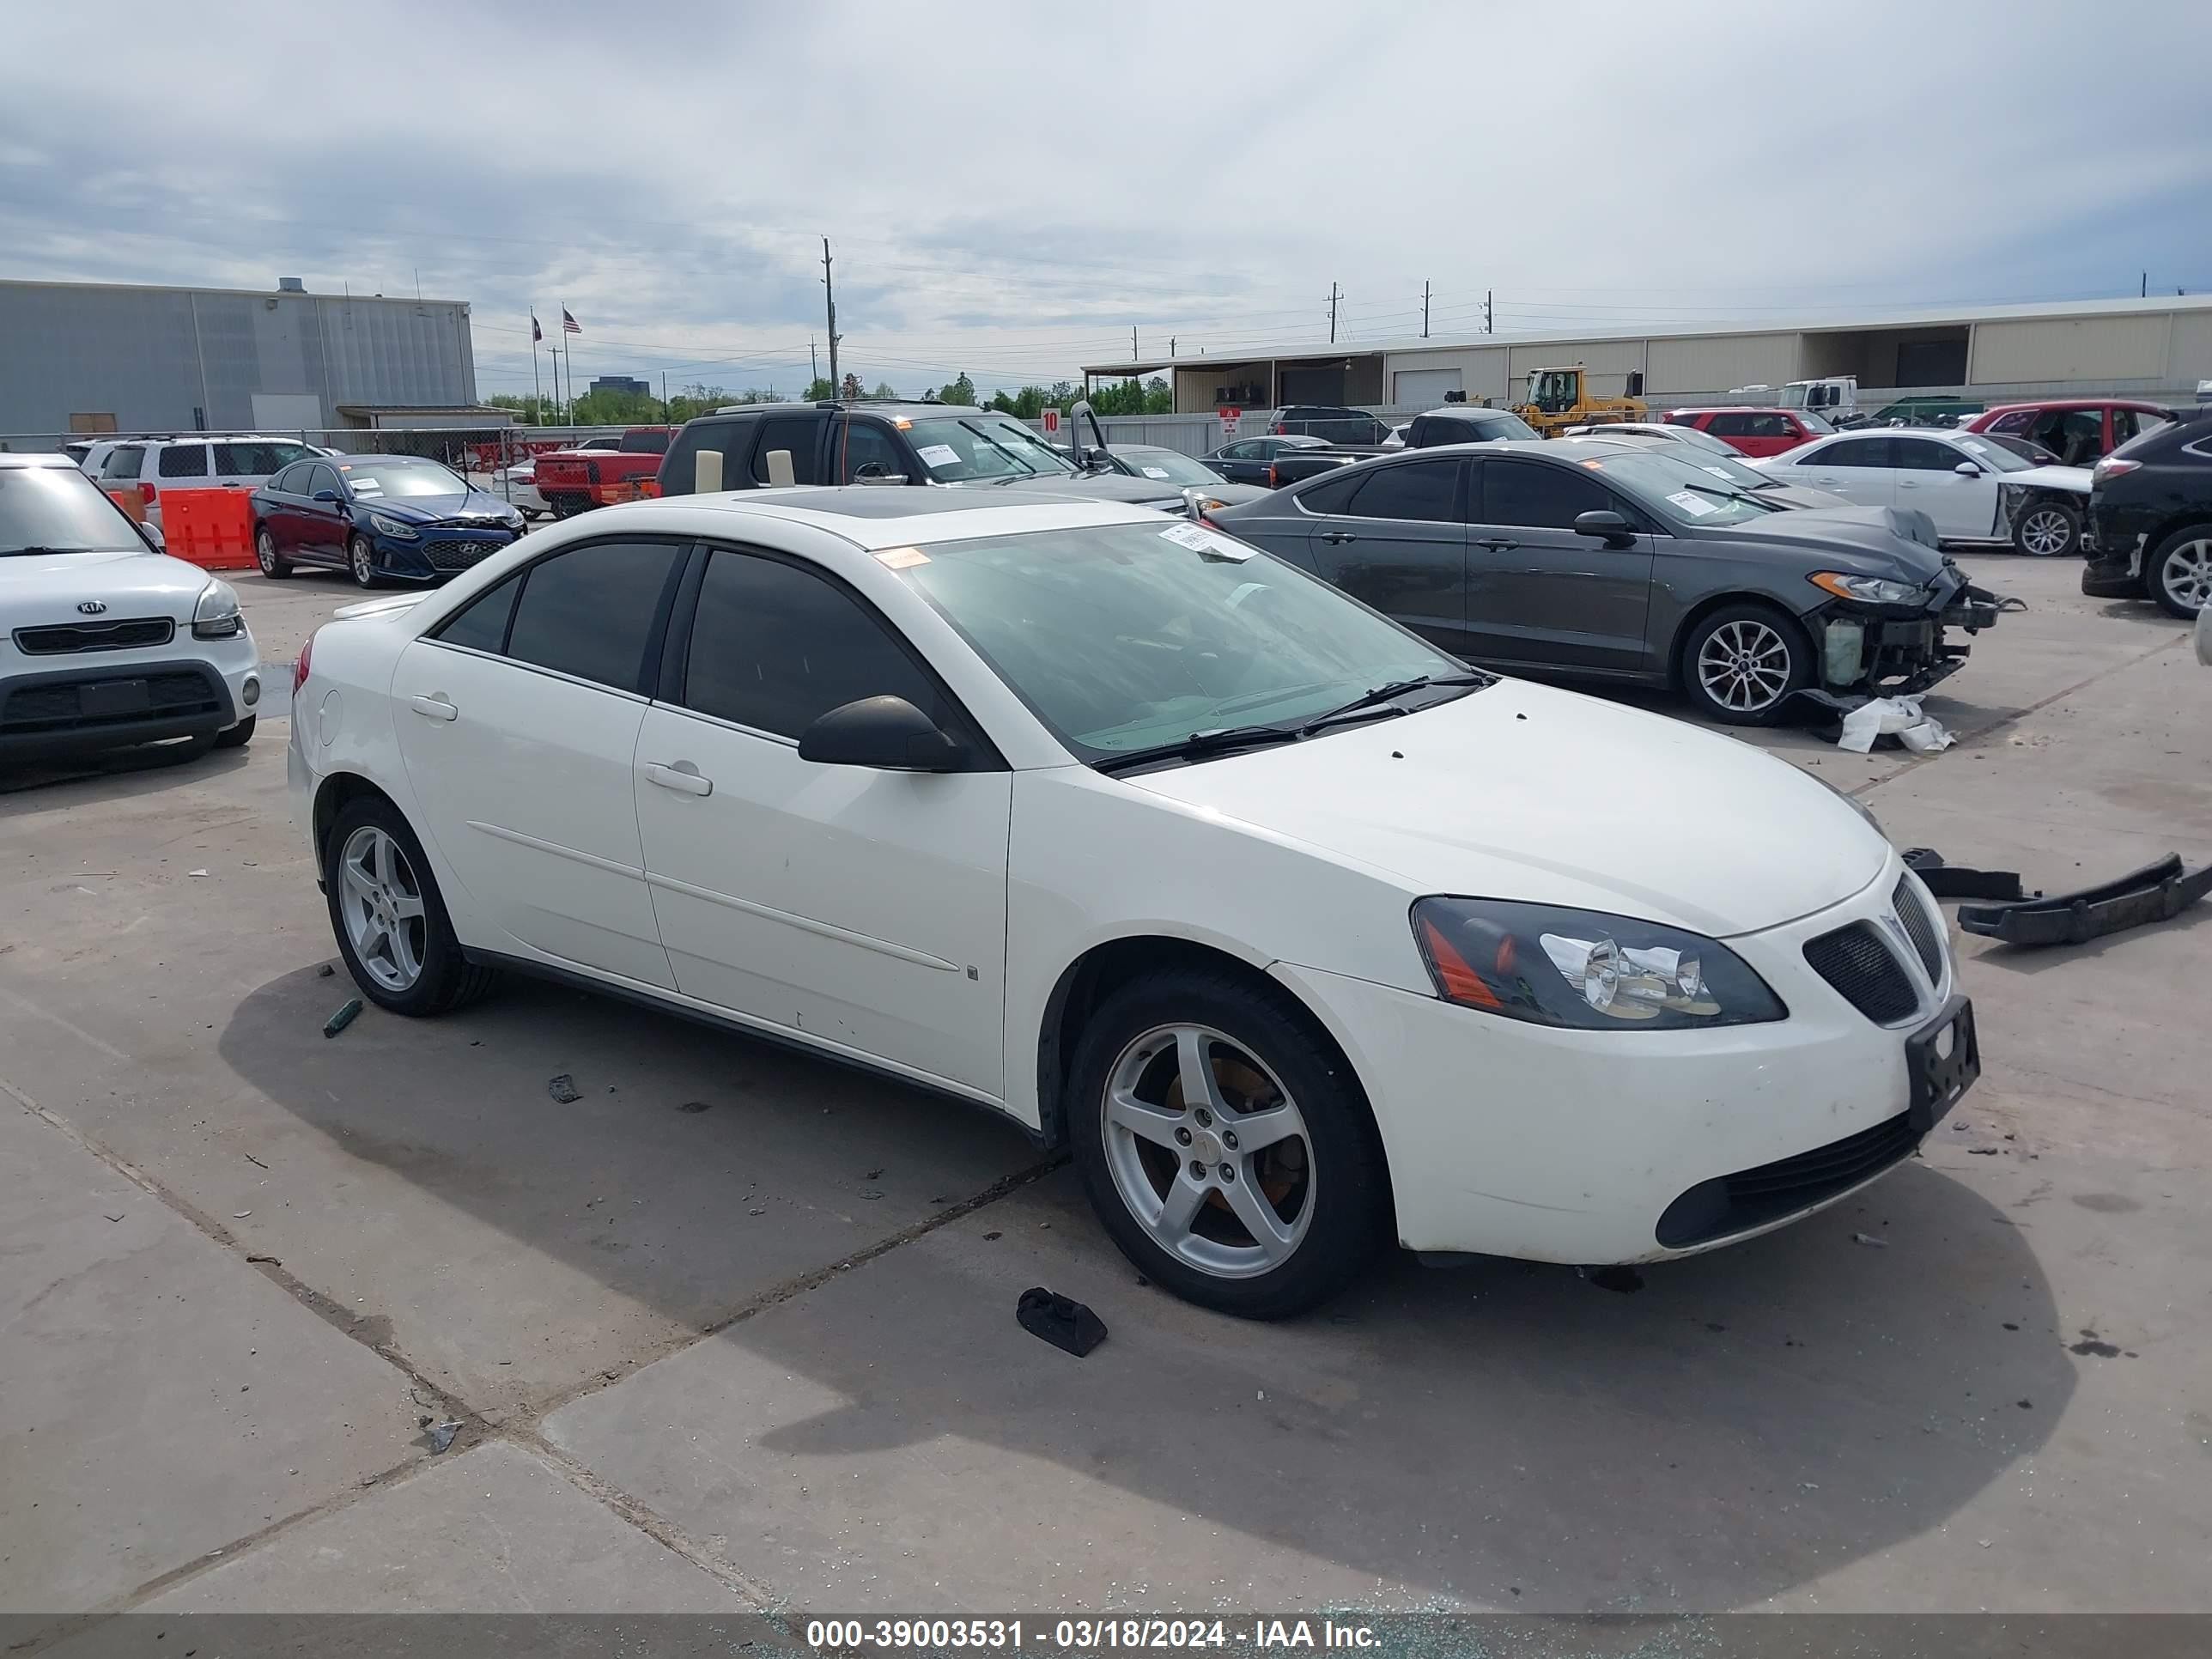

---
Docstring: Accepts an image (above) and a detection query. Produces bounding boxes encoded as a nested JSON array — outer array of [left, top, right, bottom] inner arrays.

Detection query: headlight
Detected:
[[1410, 897, 1787, 1031], [191, 578, 242, 640], [1809, 571, 1924, 605], [368, 513, 419, 540]]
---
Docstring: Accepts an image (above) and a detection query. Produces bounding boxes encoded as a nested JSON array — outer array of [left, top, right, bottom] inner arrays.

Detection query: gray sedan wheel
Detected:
[[2012, 501, 2077, 557], [1683, 604, 1810, 726]]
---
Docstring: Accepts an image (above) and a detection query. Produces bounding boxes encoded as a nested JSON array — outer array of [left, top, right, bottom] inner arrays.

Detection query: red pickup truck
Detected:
[[533, 427, 674, 516]]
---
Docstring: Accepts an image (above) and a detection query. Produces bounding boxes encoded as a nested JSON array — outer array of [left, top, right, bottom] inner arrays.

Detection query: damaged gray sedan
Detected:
[[1206, 441, 1999, 726]]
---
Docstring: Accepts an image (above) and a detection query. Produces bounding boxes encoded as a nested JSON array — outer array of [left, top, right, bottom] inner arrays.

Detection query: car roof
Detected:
[[700, 401, 987, 421], [0, 453, 77, 470], [604, 486, 1161, 551], [1664, 405, 1797, 416], [1979, 398, 2166, 414], [326, 453, 444, 465], [1417, 406, 1517, 418]]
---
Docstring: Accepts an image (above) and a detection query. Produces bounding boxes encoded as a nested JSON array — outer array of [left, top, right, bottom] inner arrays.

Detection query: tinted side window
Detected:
[[1219, 441, 1255, 460], [1813, 437, 1892, 469], [1706, 412, 1756, 437], [1344, 460, 1459, 522], [619, 429, 672, 454], [750, 415, 824, 485], [1480, 458, 1610, 529], [1894, 438, 1964, 471], [103, 447, 145, 480], [433, 572, 521, 653], [1747, 413, 1793, 439], [680, 550, 945, 741], [663, 416, 757, 496], [215, 442, 285, 477], [270, 461, 312, 493], [1990, 410, 2033, 434], [835, 419, 907, 482], [309, 464, 343, 497], [1294, 471, 1366, 514], [506, 541, 684, 691], [159, 444, 210, 478]]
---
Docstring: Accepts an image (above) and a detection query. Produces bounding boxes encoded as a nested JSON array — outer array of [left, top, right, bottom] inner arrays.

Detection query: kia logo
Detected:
[[77, 600, 106, 615]]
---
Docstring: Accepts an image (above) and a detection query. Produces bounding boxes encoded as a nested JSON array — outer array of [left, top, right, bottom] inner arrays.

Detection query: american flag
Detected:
[[562, 308, 581, 335]]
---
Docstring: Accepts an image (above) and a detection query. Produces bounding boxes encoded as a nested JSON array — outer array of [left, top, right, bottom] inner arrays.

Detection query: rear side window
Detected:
[[1893, 438, 1963, 471], [1810, 436, 1892, 469], [269, 461, 313, 493], [618, 429, 672, 455], [1479, 458, 1610, 529], [680, 549, 946, 740], [663, 417, 757, 496], [750, 415, 824, 485], [434, 572, 521, 653], [1989, 410, 2033, 434], [1706, 412, 1755, 437], [1294, 471, 1366, 514], [103, 446, 145, 480], [1344, 459, 1459, 522], [159, 444, 210, 478], [215, 441, 299, 477], [505, 541, 684, 691]]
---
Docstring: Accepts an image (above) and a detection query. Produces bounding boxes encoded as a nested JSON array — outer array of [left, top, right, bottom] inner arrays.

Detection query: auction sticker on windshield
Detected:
[[1702, 466, 1736, 482], [915, 444, 962, 468], [1159, 521, 1250, 559], [1140, 465, 1172, 479], [1667, 490, 1720, 517]]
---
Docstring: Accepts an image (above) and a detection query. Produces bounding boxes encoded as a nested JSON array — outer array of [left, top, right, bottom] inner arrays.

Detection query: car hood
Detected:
[[0, 548, 216, 623], [951, 471, 1189, 512], [1698, 504, 1948, 579], [358, 489, 517, 526], [2001, 464, 2093, 495], [1753, 481, 1852, 511], [1127, 678, 1887, 938]]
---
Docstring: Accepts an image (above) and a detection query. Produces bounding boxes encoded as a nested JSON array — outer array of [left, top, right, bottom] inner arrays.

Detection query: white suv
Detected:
[[2, 455, 261, 761], [95, 434, 317, 530]]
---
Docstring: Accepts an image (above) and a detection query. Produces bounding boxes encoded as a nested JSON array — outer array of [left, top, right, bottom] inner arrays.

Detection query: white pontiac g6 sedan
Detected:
[[289, 487, 1978, 1316]]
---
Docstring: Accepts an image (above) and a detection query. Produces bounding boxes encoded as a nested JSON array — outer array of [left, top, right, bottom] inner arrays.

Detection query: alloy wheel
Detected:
[[351, 538, 375, 585], [1696, 618, 1793, 714], [2160, 539, 2212, 612], [1100, 1024, 1315, 1279], [337, 824, 427, 993], [2019, 507, 2073, 556], [256, 528, 279, 574]]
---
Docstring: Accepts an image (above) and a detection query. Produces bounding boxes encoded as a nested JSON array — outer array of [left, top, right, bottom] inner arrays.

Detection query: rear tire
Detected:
[[2011, 499, 2078, 558], [253, 526, 293, 579], [2148, 525, 2212, 619], [215, 714, 255, 750], [322, 795, 498, 1017], [348, 534, 380, 589], [1067, 967, 1388, 1319], [1679, 601, 1812, 726]]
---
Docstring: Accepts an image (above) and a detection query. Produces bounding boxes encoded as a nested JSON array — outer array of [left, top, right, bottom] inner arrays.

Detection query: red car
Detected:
[[1962, 399, 2178, 468], [1662, 406, 1832, 458]]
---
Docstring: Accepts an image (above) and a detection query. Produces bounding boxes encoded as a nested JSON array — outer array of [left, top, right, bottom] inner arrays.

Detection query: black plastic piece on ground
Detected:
[[1900, 848, 2030, 902], [1018, 1286, 1108, 1358], [1958, 854, 2212, 947]]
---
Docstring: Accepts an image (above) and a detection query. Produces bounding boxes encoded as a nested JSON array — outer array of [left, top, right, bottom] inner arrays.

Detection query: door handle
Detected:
[[1474, 538, 1520, 551], [644, 761, 713, 798], [1321, 531, 1356, 544], [408, 695, 459, 721]]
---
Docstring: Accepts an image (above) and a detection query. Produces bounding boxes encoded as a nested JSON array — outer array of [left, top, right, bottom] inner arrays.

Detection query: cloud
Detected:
[[3, 0, 2209, 398]]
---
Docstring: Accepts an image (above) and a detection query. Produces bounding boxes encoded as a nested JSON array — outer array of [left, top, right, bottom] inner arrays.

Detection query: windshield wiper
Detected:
[[1091, 724, 1305, 775], [2, 544, 113, 556], [1297, 672, 1492, 733]]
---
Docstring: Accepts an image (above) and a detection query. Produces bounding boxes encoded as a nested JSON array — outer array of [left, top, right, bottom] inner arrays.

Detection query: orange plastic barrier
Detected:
[[159, 489, 256, 571]]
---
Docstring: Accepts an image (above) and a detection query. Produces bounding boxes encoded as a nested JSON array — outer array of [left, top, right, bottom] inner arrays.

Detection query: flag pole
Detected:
[[531, 313, 543, 426]]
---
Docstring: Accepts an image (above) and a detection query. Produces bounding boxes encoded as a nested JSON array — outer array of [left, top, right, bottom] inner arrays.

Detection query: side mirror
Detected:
[[313, 488, 340, 502], [853, 463, 908, 486], [798, 696, 968, 772], [138, 520, 166, 551], [1574, 509, 1638, 547], [1952, 460, 1982, 477]]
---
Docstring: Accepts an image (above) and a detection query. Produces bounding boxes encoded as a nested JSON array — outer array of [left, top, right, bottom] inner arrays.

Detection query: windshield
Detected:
[[339, 459, 470, 498], [1948, 435, 2032, 473], [1800, 410, 1837, 434], [890, 520, 1472, 760], [1115, 449, 1220, 485], [1571, 450, 1780, 527], [1528, 371, 1577, 413], [1632, 446, 1771, 490], [906, 416, 1079, 483], [0, 465, 145, 556]]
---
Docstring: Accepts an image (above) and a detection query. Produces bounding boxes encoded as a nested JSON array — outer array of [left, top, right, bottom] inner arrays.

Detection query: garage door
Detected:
[[1393, 368, 1464, 407]]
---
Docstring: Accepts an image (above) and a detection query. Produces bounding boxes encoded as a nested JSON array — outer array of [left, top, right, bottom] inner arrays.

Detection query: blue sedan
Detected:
[[250, 455, 525, 587]]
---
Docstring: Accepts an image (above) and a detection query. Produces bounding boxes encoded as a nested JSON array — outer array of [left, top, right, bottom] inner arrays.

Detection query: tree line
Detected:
[[489, 372, 1172, 429]]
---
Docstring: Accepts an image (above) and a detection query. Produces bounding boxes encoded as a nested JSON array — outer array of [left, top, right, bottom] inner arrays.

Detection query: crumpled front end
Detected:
[[1808, 562, 2003, 700]]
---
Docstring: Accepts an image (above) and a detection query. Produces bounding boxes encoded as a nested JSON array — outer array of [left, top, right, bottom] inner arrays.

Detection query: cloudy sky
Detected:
[[4, 1, 2209, 402]]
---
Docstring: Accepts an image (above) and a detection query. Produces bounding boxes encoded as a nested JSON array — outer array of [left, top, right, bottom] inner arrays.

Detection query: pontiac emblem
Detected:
[[77, 600, 107, 614]]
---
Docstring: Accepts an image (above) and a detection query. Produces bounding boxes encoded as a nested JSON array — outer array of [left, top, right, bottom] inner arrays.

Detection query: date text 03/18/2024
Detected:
[[805, 1618, 1380, 1650]]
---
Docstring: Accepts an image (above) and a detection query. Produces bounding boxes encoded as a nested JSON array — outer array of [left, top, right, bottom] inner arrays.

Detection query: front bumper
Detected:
[[2081, 538, 2145, 599], [373, 526, 519, 583], [1274, 854, 1960, 1264], [1, 628, 260, 759], [1809, 574, 1999, 696]]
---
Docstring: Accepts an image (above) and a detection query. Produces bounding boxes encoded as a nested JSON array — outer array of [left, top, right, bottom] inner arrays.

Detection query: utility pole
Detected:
[[811, 337, 819, 385], [1422, 281, 1431, 339], [821, 239, 842, 392], [662, 370, 669, 422], [1170, 337, 1176, 358], [2141, 270, 2148, 298], [1328, 282, 1340, 344], [1132, 325, 1139, 361], [1484, 289, 1493, 335]]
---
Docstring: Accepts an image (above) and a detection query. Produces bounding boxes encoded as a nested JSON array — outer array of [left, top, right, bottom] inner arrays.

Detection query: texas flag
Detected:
[[531, 313, 542, 343], [562, 307, 581, 335]]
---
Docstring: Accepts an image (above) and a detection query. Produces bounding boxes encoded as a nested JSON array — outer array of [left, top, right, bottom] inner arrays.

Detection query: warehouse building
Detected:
[[1080, 295, 2212, 416], [0, 276, 480, 439]]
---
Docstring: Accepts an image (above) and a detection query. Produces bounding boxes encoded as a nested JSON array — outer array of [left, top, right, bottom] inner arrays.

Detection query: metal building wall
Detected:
[[0, 282, 477, 437]]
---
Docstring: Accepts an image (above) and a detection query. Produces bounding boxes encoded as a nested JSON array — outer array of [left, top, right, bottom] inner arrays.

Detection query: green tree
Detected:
[[938, 372, 976, 406], [804, 377, 836, 402], [870, 381, 899, 400]]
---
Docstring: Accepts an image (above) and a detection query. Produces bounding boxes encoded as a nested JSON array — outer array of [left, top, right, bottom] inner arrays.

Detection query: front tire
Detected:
[[348, 534, 380, 589], [2012, 499, 2078, 558], [1068, 968, 1387, 1319], [2148, 525, 2212, 619], [254, 526, 293, 578], [323, 796, 497, 1016], [1680, 601, 1812, 726]]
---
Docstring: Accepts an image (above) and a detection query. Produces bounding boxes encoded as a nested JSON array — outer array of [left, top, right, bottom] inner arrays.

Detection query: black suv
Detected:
[[2081, 410, 2212, 618], [657, 401, 1193, 512], [1259, 404, 1392, 444]]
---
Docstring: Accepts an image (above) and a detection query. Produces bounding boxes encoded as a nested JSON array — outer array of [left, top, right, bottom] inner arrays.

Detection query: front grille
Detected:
[[1802, 922, 1920, 1024], [422, 538, 505, 572], [12, 617, 175, 655], [1892, 878, 1945, 986], [1657, 1110, 1920, 1248], [1, 666, 224, 733]]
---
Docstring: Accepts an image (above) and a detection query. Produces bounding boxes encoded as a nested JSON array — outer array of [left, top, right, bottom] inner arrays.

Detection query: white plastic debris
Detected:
[[1837, 696, 1953, 756]]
